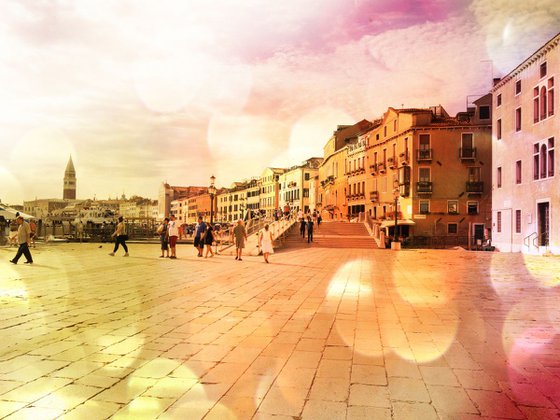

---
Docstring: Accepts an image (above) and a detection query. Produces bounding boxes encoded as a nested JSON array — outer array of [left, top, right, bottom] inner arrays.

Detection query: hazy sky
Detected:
[[1, 0, 559, 204]]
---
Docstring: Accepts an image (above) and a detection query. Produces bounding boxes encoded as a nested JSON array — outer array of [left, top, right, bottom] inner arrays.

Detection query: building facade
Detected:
[[278, 158, 323, 214], [158, 183, 207, 219], [492, 32, 560, 254], [259, 168, 285, 218], [365, 102, 493, 245]]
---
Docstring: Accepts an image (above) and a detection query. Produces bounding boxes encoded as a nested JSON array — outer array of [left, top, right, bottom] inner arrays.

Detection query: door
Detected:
[[538, 202, 550, 247], [473, 224, 484, 243]]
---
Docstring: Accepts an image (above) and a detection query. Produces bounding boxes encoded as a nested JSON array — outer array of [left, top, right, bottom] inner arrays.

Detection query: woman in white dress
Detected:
[[259, 224, 274, 263]]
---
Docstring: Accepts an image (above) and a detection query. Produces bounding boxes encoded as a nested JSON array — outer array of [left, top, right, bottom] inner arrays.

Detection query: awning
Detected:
[[379, 219, 415, 229], [0, 206, 35, 221]]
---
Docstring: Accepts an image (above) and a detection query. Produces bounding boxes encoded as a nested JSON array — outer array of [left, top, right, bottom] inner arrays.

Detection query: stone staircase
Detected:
[[280, 221, 378, 249]]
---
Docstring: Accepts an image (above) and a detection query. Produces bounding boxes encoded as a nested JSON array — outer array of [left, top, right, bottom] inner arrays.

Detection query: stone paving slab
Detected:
[[1, 243, 560, 419]]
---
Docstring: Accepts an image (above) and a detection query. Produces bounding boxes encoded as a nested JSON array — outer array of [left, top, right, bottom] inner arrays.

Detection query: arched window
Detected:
[[540, 144, 547, 179], [540, 86, 547, 120]]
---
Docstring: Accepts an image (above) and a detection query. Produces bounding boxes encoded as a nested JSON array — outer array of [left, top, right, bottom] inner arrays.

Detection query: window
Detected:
[[304, 172, 310, 180], [479, 106, 490, 120], [548, 137, 555, 177], [534, 87, 540, 123], [497, 119, 502, 140], [468, 167, 481, 182], [447, 223, 458, 234], [534, 143, 540, 180], [515, 108, 522, 131], [303, 188, 309, 197], [497, 93, 502, 107], [515, 80, 521, 95], [497, 167, 502, 188], [540, 144, 547, 179], [448, 200, 458, 214], [467, 202, 479, 215], [548, 77, 554, 117], [461, 133, 475, 158], [515, 210, 521, 233], [516, 160, 522, 184], [419, 167, 431, 182], [393, 120, 397, 132], [497, 211, 502, 233], [541, 86, 547, 120], [540, 62, 547, 78], [419, 200, 430, 214], [384, 126, 387, 137]]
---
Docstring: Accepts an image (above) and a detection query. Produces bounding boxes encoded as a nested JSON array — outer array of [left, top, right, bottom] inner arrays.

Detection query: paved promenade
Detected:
[[1, 242, 560, 419]]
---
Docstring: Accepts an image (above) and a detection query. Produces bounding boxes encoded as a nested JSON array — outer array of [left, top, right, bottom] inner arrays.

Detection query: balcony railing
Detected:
[[370, 191, 379, 202], [417, 149, 432, 161], [388, 157, 396, 169], [378, 162, 386, 173], [466, 181, 483, 193], [416, 181, 433, 193], [370, 164, 378, 175], [399, 151, 410, 165], [460, 147, 477, 159]]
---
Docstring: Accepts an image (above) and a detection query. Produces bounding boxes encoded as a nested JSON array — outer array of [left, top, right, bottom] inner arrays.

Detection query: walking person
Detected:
[[258, 224, 274, 263], [300, 217, 307, 239], [194, 216, 206, 257], [168, 214, 181, 259], [158, 218, 170, 258], [307, 216, 314, 243], [76, 220, 84, 243], [203, 225, 215, 258], [109, 216, 129, 256], [10, 216, 33, 264], [317, 212, 322, 228], [232, 219, 247, 261]]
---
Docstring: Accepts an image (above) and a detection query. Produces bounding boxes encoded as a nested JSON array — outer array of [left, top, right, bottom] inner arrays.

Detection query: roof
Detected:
[[493, 32, 560, 91], [65, 155, 75, 174]]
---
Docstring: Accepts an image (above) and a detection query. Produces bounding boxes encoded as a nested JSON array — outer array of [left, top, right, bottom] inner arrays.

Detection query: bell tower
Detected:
[[63, 155, 76, 200]]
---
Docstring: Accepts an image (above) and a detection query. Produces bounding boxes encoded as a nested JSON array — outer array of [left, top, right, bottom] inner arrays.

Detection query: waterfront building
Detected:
[[23, 198, 69, 219], [492, 32, 560, 254], [170, 198, 189, 225], [278, 158, 323, 214], [158, 183, 207, 219], [365, 100, 492, 246], [259, 168, 286, 218], [217, 182, 247, 223], [318, 120, 374, 220], [245, 178, 260, 217], [63, 155, 77, 200]]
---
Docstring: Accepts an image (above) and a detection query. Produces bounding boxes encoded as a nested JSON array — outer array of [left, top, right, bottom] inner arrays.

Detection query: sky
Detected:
[[0, 0, 559, 204]]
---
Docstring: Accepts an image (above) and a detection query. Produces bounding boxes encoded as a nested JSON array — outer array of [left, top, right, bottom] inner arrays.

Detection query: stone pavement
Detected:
[[1, 242, 560, 419]]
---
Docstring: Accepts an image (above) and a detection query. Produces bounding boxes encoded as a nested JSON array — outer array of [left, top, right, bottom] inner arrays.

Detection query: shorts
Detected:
[[235, 237, 245, 249], [161, 240, 169, 250], [194, 236, 201, 248], [169, 236, 178, 247]]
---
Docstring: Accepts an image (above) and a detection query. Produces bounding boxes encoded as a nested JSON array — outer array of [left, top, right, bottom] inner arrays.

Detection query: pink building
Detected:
[[492, 32, 559, 254]]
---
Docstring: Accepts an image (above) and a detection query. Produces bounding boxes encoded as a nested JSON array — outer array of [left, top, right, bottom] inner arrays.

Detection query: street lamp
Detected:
[[208, 175, 216, 225]]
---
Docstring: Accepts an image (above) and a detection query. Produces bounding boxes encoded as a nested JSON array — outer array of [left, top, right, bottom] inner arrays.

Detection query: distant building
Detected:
[[318, 120, 374, 220], [23, 198, 69, 219], [278, 157, 323, 214], [259, 168, 286, 218], [158, 183, 207, 219], [492, 32, 560, 254], [63, 155, 77, 200]]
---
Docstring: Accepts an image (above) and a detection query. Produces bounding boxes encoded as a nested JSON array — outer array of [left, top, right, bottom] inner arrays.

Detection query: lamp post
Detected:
[[208, 175, 216, 225], [392, 180, 401, 250]]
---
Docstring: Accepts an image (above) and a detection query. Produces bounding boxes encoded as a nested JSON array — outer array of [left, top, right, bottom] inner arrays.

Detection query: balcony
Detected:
[[387, 157, 396, 169], [466, 181, 484, 193], [460, 147, 477, 160], [370, 191, 379, 202], [417, 149, 432, 161], [378, 162, 386, 173], [399, 183, 410, 197], [416, 181, 433, 194], [370, 164, 378, 175], [399, 151, 410, 165]]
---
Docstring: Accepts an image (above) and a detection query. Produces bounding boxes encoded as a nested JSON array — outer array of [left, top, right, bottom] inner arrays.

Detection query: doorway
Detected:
[[537, 202, 550, 247]]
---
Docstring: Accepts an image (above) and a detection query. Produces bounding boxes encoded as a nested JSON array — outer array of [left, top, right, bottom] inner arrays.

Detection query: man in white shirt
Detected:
[[168, 214, 182, 259]]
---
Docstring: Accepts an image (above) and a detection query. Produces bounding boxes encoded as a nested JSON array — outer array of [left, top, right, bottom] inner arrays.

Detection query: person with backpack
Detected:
[[158, 218, 170, 258]]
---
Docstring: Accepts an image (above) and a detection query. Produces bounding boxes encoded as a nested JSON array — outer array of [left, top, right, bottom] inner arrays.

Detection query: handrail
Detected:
[[524, 232, 538, 252]]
